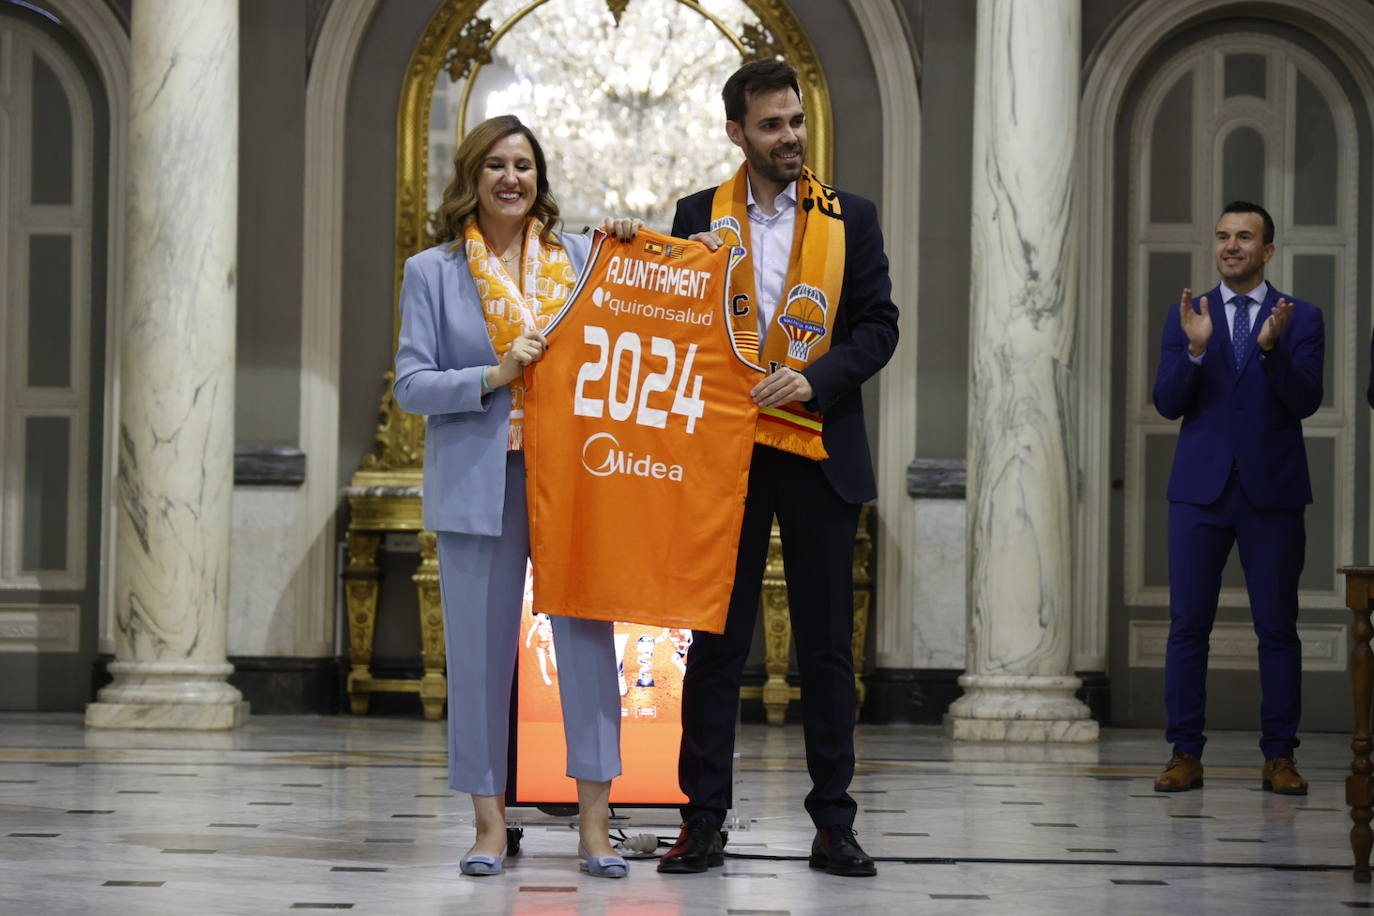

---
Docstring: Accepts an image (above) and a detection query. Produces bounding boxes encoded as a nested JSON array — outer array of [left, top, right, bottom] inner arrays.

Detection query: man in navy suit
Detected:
[[1152, 201, 1324, 796], [657, 60, 898, 877]]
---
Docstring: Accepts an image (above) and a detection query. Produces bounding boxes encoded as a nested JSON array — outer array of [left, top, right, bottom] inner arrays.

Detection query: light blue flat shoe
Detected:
[[579, 844, 629, 879], [459, 845, 506, 877]]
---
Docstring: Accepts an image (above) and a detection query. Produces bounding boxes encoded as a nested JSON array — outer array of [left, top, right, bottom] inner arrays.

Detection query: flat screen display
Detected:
[[509, 562, 691, 806]]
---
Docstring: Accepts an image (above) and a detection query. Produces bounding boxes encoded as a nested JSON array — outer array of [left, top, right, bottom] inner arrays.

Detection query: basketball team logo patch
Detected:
[[709, 215, 744, 249], [777, 284, 829, 361]]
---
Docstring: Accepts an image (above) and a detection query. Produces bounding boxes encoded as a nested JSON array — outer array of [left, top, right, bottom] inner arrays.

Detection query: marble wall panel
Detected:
[[229, 487, 311, 658], [912, 498, 966, 670]]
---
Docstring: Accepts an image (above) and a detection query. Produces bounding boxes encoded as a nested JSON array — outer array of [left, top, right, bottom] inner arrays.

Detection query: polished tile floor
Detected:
[[0, 714, 1369, 914]]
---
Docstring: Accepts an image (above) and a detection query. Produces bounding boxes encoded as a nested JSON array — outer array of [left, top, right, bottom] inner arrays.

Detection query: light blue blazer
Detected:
[[393, 230, 591, 535]]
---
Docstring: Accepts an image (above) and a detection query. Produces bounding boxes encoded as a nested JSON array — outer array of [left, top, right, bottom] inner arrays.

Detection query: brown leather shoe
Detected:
[[1154, 752, 1204, 792], [1262, 756, 1308, 796]]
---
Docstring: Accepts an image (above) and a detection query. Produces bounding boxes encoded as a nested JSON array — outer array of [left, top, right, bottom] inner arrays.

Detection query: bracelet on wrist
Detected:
[[480, 366, 494, 393]]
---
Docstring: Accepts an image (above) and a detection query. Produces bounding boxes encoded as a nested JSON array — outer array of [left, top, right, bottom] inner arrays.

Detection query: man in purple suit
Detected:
[[1151, 201, 1324, 797]]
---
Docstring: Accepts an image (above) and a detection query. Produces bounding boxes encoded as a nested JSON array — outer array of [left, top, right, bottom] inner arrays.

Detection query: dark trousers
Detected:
[[678, 444, 861, 829], [1164, 471, 1305, 760]]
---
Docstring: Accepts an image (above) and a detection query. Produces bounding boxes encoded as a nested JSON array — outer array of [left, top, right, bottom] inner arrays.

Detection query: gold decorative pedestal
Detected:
[[342, 476, 447, 719], [341, 368, 447, 719], [740, 506, 873, 725]]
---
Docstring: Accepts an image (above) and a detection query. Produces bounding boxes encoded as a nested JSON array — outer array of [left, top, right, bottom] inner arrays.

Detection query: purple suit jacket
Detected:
[[1152, 284, 1324, 508]]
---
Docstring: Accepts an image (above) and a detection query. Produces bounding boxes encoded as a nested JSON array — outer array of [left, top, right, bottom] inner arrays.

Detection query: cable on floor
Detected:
[[719, 851, 1351, 872], [617, 817, 1350, 872]]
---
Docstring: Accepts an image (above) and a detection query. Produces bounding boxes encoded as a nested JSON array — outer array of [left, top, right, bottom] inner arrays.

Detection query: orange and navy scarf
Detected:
[[709, 163, 844, 460], [463, 216, 577, 449]]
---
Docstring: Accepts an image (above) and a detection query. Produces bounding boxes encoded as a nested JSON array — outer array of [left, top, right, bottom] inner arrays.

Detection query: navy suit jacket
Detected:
[[671, 186, 899, 504], [1152, 284, 1324, 509]]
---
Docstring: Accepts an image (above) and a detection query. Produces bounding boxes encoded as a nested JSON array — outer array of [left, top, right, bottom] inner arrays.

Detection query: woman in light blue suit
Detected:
[[393, 115, 629, 878]]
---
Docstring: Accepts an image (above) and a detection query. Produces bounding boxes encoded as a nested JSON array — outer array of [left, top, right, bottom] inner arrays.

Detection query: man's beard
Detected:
[[744, 138, 805, 184]]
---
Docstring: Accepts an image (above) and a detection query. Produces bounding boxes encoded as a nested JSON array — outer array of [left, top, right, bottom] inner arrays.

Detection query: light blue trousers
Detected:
[[436, 451, 622, 796]]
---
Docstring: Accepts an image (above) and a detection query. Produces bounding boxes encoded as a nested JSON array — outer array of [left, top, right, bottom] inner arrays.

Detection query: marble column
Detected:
[[87, 0, 247, 729], [945, 0, 1097, 742]]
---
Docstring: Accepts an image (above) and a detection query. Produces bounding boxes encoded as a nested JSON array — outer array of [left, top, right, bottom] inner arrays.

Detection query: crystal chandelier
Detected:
[[433, 0, 762, 231]]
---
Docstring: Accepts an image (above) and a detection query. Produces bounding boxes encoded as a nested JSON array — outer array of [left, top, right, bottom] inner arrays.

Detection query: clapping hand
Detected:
[[1179, 288, 1212, 358], [1257, 297, 1294, 351]]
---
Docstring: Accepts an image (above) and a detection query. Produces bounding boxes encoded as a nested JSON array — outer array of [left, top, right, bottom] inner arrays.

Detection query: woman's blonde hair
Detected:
[[433, 115, 562, 249]]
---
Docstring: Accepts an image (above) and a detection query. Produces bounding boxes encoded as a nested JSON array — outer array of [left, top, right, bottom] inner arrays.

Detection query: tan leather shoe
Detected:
[[1262, 756, 1308, 796], [1154, 752, 1204, 792]]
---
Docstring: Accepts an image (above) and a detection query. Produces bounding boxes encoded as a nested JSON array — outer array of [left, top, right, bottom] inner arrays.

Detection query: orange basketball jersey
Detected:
[[524, 227, 763, 634]]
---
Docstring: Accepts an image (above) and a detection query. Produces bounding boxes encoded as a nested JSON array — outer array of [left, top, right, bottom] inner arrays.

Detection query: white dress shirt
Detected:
[[745, 177, 797, 345], [1188, 280, 1268, 365]]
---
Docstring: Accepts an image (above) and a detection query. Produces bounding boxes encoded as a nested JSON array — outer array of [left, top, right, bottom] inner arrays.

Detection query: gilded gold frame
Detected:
[[396, 0, 833, 327], [370, 0, 833, 473]]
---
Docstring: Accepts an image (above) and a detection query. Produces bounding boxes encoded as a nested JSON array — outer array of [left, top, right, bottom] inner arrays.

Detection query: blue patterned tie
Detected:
[[1231, 294, 1252, 373]]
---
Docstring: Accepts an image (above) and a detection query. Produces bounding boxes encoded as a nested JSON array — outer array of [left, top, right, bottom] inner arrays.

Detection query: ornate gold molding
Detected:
[[745, 0, 832, 169], [371, 0, 835, 479], [342, 531, 381, 714], [740, 22, 783, 61], [360, 371, 425, 472], [443, 16, 494, 81], [413, 531, 448, 719], [394, 0, 834, 332]]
